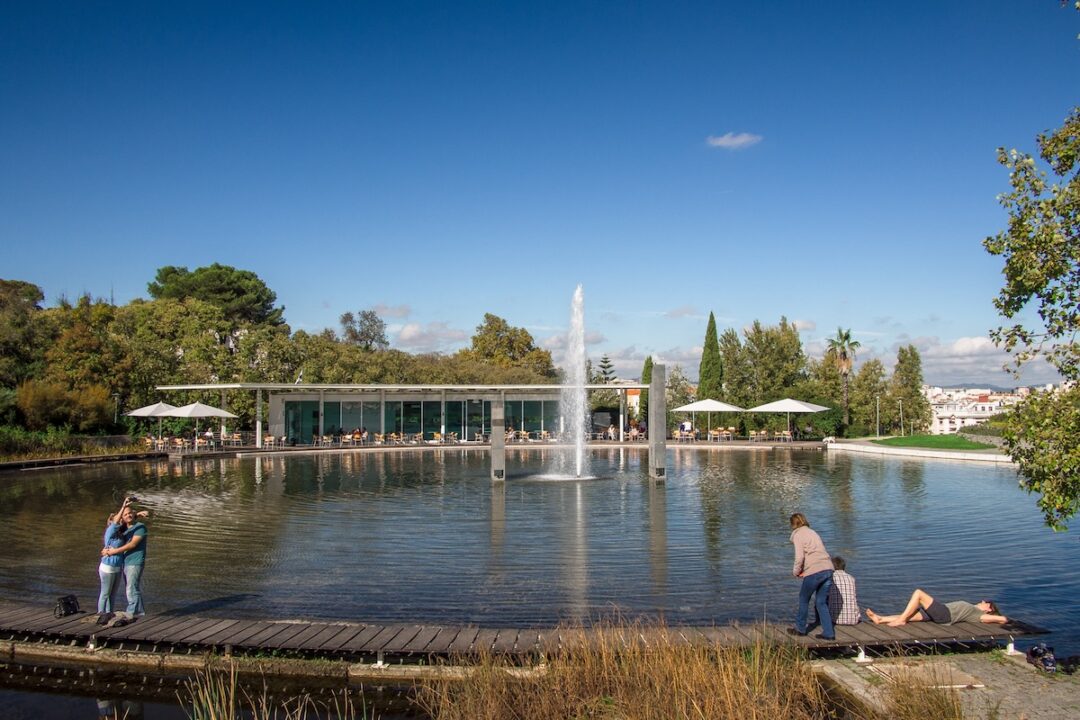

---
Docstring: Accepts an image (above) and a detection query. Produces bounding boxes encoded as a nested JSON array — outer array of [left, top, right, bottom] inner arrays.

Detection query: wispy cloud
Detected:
[[394, 322, 468, 352], [373, 303, 411, 318], [665, 305, 703, 319], [706, 132, 763, 150], [793, 319, 816, 332]]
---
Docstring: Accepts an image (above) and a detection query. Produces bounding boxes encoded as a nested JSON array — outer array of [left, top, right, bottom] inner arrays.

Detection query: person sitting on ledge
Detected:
[[866, 588, 1007, 627]]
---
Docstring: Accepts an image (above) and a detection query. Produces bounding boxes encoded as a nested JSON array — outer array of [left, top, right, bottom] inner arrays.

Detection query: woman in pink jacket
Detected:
[[788, 512, 835, 640]]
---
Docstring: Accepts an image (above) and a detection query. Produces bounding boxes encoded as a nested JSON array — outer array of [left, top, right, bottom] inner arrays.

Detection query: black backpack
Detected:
[[1026, 642, 1057, 673], [53, 594, 80, 618]]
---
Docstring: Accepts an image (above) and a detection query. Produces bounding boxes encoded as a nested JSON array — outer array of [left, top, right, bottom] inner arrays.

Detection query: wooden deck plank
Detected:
[[490, 628, 520, 654], [320, 624, 369, 652], [0, 598, 1050, 660], [301, 623, 353, 651], [447, 627, 479, 654], [277, 622, 337, 650], [182, 619, 242, 645], [337, 623, 387, 653], [262, 622, 317, 649], [214, 621, 278, 647], [472, 628, 500, 653], [141, 616, 208, 644], [363, 625, 407, 653], [238, 622, 304, 649], [399, 626, 443, 654], [425, 626, 464, 654], [0, 606, 48, 627], [162, 618, 230, 645], [380, 625, 425, 654], [94, 614, 178, 640]]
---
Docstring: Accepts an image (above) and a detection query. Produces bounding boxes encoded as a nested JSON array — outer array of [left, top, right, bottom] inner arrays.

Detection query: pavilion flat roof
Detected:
[[157, 382, 647, 393]]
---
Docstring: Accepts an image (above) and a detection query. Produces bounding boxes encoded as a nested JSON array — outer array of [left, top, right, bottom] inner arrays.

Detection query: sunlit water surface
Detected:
[[2, 448, 1077, 651]]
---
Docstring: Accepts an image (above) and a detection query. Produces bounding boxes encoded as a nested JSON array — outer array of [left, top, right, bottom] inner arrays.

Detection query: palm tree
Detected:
[[827, 327, 861, 429]]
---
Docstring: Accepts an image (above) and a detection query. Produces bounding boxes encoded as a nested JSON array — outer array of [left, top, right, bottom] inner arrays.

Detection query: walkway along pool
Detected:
[[1, 447, 1077, 652]]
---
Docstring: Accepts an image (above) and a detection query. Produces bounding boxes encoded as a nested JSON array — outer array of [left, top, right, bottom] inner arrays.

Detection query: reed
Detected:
[[181, 662, 370, 720], [414, 619, 831, 720]]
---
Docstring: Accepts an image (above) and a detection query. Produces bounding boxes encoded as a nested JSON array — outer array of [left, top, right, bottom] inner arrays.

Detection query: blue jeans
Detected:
[[97, 566, 122, 613], [124, 564, 145, 616], [795, 569, 834, 638]]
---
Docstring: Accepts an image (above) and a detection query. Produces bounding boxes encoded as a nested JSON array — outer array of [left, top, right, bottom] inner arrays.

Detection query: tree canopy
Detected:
[[147, 263, 285, 327], [984, 100, 1080, 529], [459, 313, 556, 378], [339, 309, 389, 351]]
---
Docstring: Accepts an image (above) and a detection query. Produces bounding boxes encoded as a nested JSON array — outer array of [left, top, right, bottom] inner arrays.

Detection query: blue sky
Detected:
[[2, 1, 1076, 386]]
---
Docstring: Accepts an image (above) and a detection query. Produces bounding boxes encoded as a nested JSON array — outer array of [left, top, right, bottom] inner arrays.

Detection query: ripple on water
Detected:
[[0, 449, 1075, 648]]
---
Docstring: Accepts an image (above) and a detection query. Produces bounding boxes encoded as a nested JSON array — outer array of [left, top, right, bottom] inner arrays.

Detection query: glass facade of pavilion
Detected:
[[282, 398, 563, 444]]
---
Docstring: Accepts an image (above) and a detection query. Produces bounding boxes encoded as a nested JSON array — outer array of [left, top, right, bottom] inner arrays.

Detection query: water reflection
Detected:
[[0, 449, 1077, 650]]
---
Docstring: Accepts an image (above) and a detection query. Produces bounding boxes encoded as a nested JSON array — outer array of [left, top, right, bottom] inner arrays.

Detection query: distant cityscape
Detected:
[[923, 382, 1074, 435]]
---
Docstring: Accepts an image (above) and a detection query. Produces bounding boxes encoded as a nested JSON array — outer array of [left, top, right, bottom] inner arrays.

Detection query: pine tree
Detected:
[[598, 354, 615, 382], [697, 312, 722, 400]]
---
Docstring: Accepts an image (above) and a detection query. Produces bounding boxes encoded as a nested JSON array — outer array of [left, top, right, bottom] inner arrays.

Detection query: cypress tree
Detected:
[[640, 356, 653, 421], [697, 312, 723, 400]]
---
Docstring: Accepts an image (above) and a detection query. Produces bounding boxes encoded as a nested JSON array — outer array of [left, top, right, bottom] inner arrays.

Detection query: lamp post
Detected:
[[898, 398, 904, 437], [113, 394, 120, 425], [875, 395, 880, 437]]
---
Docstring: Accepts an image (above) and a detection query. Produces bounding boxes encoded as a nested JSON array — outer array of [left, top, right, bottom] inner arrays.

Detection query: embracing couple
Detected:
[[98, 495, 149, 617]]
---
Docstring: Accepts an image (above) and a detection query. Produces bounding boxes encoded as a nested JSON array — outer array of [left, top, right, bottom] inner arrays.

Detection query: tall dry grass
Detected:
[[182, 662, 369, 720], [414, 620, 831, 720]]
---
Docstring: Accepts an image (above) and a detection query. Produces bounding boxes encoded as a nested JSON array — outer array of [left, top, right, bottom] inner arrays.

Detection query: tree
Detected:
[[984, 99, 1080, 529], [591, 355, 617, 411], [665, 365, 694, 432], [147, 264, 285, 326], [697, 311, 723, 401], [0, 279, 46, 387], [742, 317, 806, 405], [597, 354, 615, 382], [826, 327, 861, 429], [849, 358, 888, 437], [460, 313, 555, 378], [339, 310, 389, 351], [889, 345, 930, 435], [640, 356, 653, 421], [718, 328, 750, 407]]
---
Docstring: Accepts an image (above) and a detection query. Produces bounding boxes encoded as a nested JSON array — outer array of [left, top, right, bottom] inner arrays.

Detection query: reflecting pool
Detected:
[[1, 448, 1077, 650]]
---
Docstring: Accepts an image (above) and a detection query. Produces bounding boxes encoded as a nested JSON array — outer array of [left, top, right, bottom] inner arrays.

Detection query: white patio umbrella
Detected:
[[125, 401, 178, 440], [672, 398, 746, 432], [747, 398, 830, 433], [162, 402, 238, 444]]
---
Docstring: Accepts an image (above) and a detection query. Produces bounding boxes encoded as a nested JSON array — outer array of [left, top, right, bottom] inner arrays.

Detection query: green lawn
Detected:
[[871, 434, 995, 450]]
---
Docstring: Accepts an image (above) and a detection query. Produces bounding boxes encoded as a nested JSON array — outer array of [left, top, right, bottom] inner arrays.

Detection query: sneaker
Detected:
[[786, 627, 807, 636], [814, 633, 836, 640]]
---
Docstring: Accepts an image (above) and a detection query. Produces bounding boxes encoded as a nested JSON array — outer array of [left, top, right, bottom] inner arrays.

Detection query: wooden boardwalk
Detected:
[[0, 601, 1047, 663]]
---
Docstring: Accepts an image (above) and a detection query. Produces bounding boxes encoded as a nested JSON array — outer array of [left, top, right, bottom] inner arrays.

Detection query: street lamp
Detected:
[[898, 398, 904, 437], [113, 393, 120, 424], [875, 395, 880, 437]]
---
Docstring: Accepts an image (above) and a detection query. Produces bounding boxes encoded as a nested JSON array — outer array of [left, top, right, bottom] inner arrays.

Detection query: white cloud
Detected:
[[896, 335, 1061, 387], [665, 305, 702, 319], [373, 303, 411, 318], [793, 319, 816, 332], [706, 132, 763, 150], [394, 322, 468, 352]]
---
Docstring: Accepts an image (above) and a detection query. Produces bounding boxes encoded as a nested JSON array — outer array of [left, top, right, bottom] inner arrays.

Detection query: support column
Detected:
[[255, 390, 263, 448], [490, 398, 505, 481], [619, 389, 626, 442], [220, 389, 228, 437], [649, 364, 667, 479], [318, 390, 325, 440]]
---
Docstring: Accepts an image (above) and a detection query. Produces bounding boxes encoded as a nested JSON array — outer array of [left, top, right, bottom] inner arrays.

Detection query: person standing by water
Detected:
[[787, 512, 835, 640], [97, 500, 129, 613], [101, 499, 148, 616]]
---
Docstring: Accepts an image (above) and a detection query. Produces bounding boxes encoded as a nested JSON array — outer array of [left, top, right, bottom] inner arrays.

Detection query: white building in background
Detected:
[[922, 386, 1020, 435]]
